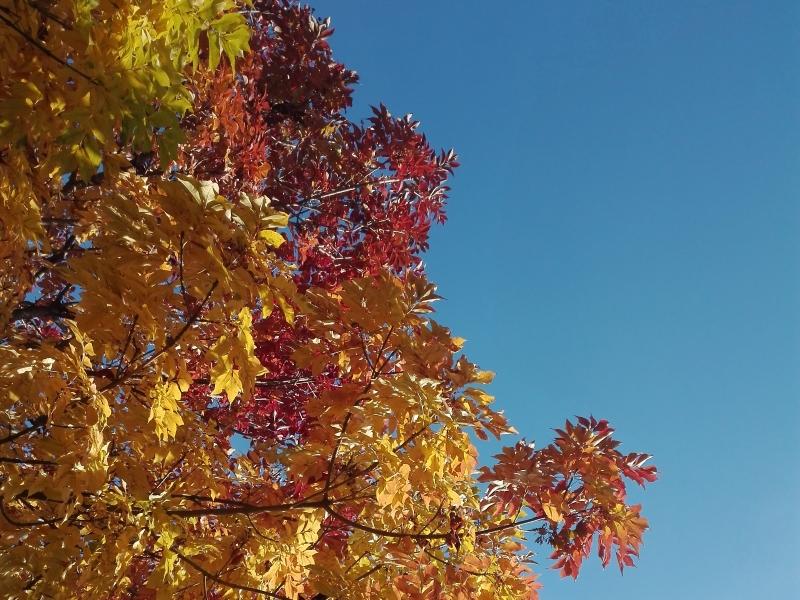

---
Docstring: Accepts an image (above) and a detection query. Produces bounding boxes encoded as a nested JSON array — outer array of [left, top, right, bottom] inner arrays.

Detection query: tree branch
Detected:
[[10, 300, 76, 322], [423, 548, 485, 577], [323, 325, 396, 496], [0, 416, 47, 445], [101, 280, 218, 392], [354, 562, 383, 581], [166, 497, 327, 518], [25, 1, 73, 30], [175, 551, 288, 599], [475, 515, 542, 536], [0, 497, 60, 527], [0, 456, 57, 466], [0, 13, 99, 84], [323, 504, 449, 541], [326, 505, 543, 542], [394, 421, 433, 453], [135, 280, 218, 372]]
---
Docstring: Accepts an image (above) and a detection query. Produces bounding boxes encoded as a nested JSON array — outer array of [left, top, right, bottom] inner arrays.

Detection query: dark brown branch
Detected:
[[254, 376, 315, 388], [116, 314, 139, 378], [0, 416, 47, 445], [300, 425, 427, 505], [47, 235, 76, 264], [25, 1, 73, 30], [175, 551, 288, 599], [323, 325, 396, 497], [475, 515, 542, 536], [416, 499, 446, 536], [101, 280, 218, 392], [178, 231, 191, 312], [323, 505, 449, 540], [326, 506, 543, 542], [297, 461, 378, 504], [246, 513, 279, 544], [0, 13, 99, 84], [424, 548, 485, 577], [189, 375, 315, 388], [354, 563, 383, 581], [394, 421, 432, 453], [166, 498, 327, 518], [135, 280, 218, 371], [10, 301, 75, 322], [170, 494, 254, 507], [323, 410, 356, 497], [296, 177, 403, 209], [0, 456, 57, 465], [0, 497, 60, 527], [152, 451, 186, 491]]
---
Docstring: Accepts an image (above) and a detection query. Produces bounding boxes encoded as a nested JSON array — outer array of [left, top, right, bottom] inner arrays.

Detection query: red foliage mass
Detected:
[[178, 0, 458, 444], [181, 0, 457, 289]]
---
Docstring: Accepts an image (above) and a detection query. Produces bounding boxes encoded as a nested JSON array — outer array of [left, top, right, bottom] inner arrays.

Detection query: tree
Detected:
[[0, 1, 657, 598]]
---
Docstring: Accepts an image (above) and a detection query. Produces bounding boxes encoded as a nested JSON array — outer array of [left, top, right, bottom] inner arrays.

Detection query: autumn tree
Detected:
[[0, 1, 656, 598]]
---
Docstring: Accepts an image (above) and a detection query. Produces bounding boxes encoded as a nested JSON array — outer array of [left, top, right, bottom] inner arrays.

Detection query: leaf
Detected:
[[213, 13, 250, 71], [541, 502, 562, 524], [376, 464, 412, 509], [276, 292, 295, 325], [149, 382, 185, 441], [259, 229, 285, 247], [209, 343, 243, 400]]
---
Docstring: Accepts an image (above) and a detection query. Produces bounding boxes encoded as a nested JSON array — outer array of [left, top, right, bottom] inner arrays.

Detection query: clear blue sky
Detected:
[[313, 1, 800, 597]]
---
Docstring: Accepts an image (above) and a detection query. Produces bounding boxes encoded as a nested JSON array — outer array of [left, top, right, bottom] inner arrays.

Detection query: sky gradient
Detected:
[[312, 2, 800, 597]]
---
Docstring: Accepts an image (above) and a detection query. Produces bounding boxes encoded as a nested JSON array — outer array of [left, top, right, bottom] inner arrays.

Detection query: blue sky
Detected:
[[312, 1, 799, 598]]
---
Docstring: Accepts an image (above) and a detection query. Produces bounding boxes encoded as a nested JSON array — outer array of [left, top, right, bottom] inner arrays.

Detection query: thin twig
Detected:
[[101, 280, 218, 392], [0, 497, 60, 527], [323, 325, 396, 497], [0, 416, 47, 445], [0, 456, 57, 466], [116, 314, 139, 378], [355, 562, 383, 581], [25, 1, 72, 30], [475, 515, 542, 536], [176, 551, 288, 599], [395, 421, 432, 453], [424, 548, 485, 577], [324, 504, 449, 540], [0, 13, 99, 84]]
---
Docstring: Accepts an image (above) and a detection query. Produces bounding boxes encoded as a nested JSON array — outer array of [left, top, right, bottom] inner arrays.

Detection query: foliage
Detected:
[[0, 1, 656, 598]]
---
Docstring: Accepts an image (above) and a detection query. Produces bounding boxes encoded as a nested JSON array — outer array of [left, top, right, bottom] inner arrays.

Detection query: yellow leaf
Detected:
[[542, 502, 563, 524], [149, 382, 185, 441], [475, 369, 495, 384], [258, 229, 285, 247], [376, 464, 412, 509], [277, 293, 295, 325]]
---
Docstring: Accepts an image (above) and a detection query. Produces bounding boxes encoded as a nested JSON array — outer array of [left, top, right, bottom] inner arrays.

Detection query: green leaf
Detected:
[[208, 32, 220, 71]]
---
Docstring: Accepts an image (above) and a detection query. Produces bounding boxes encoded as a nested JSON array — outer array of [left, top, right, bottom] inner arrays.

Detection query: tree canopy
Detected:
[[0, 1, 657, 598]]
